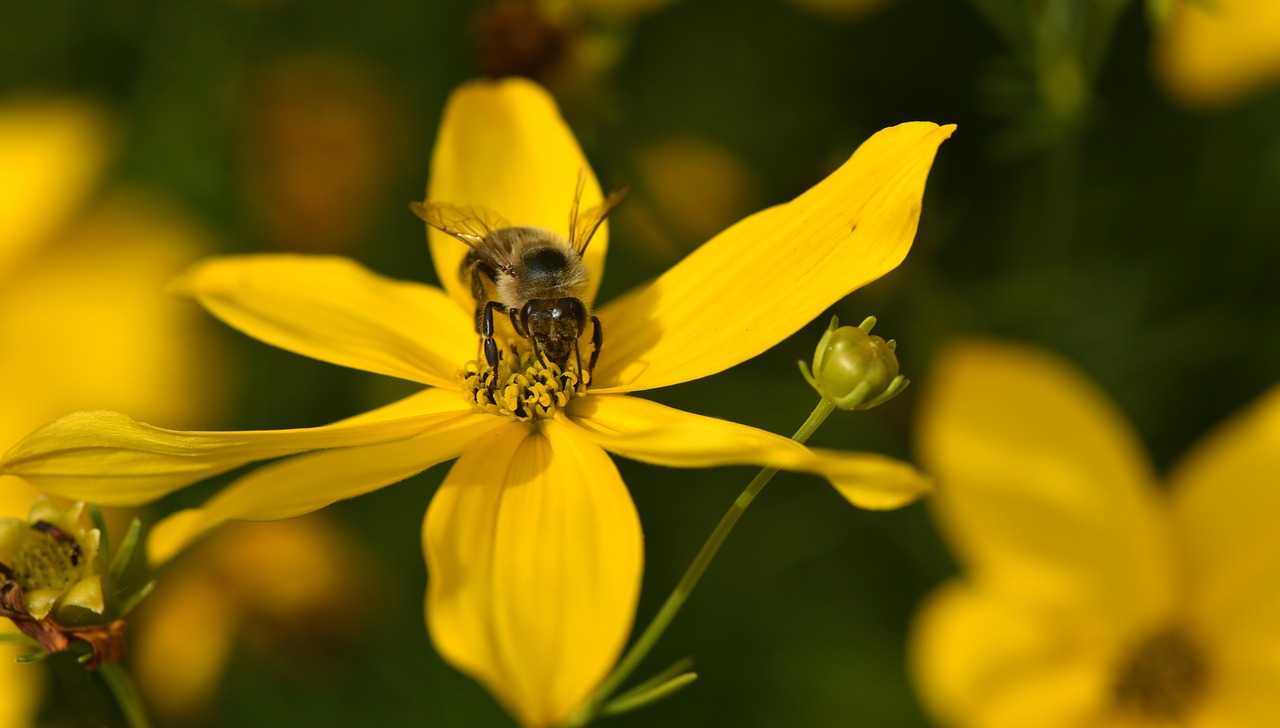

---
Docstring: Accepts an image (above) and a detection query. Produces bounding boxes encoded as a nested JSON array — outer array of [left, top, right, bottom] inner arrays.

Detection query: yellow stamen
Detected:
[[1113, 629, 1208, 722], [461, 343, 589, 422], [10, 523, 84, 592]]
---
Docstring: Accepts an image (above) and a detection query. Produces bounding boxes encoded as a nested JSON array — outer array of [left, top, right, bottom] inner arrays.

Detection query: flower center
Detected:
[[9, 522, 85, 593], [1112, 629, 1208, 723], [461, 343, 589, 422]]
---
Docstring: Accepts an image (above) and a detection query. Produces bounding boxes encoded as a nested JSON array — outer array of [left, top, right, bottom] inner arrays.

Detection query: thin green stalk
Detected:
[[99, 661, 152, 728], [569, 397, 838, 725]]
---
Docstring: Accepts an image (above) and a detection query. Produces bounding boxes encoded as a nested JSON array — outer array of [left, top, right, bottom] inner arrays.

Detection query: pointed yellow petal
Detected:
[[911, 580, 1113, 728], [916, 342, 1173, 638], [148, 412, 502, 564], [427, 78, 609, 310], [425, 420, 642, 728], [175, 255, 474, 388], [0, 99, 110, 278], [566, 393, 930, 509], [1171, 384, 1280, 652], [592, 122, 953, 393], [1, 388, 470, 505]]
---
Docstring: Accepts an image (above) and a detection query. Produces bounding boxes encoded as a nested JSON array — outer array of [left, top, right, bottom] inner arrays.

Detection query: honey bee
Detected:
[[411, 177, 625, 375]]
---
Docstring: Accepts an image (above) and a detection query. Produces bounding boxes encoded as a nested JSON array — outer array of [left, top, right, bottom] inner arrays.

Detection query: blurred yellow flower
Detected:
[[3, 78, 949, 726], [0, 97, 224, 727], [912, 342, 1280, 728], [1154, 0, 1280, 108], [133, 515, 368, 723], [628, 135, 761, 261]]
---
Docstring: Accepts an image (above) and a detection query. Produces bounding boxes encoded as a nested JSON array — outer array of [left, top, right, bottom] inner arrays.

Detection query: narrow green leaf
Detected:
[[109, 518, 143, 582], [89, 504, 109, 569], [601, 671, 698, 718], [0, 633, 40, 648], [119, 579, 155, 617]]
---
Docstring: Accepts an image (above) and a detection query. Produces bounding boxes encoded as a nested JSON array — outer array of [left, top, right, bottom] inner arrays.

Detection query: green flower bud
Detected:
[[799, 316, 909, 410]]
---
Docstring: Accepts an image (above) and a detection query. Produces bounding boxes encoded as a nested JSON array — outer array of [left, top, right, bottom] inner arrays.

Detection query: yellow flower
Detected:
[[0, 97, 223, 728], [3, 78, 951, 727], [1154, 0, 1280, 108], [0, 496, 106, 625], [0, 495, 127, 668], [911, 342, 1280, 728]]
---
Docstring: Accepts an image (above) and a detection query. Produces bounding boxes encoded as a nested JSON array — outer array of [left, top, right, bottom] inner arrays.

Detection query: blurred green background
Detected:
[[4, 0, 1279, 725]]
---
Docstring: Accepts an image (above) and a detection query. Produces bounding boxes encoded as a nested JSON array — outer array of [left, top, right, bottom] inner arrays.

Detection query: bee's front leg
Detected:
[[588, 315, 603, 375], [481, 300, 508, 368]]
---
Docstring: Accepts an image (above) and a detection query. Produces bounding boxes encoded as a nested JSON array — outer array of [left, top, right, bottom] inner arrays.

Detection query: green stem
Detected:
[[99, 661, 152, 728], [569, 397, 839, 725]]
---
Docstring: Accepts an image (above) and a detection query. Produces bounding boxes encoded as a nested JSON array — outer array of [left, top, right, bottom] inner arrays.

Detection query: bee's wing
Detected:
[[410, 200, 515, 271], [568, 173, 627, 256]]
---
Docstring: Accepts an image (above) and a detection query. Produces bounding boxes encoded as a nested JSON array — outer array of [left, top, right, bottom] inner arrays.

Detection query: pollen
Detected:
[[10, 522, 85, 593], [1112, 629, 1208, 723], [461, 343, 589, 422]]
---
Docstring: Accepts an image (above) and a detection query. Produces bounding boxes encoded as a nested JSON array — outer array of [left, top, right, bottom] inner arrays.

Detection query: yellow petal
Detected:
[[1170, 383, 1280, 653], [133, 572, 238, 723], [915, 342, 1173, 638], [148, 411, 501, 564], [566, 393, 930, 509], [1154, 0, 1280, 108], [24, 588, 61, 620], [1193, 652, 1280, 728], [0, 194, 223, 449], [0, 98, 109, 278], [425, 420, 642, 727], [911, 580, 1114, 728], [2, 388, 470, 506], [592, 122, 953, 393], [56, 575, 109, 624], [174, 255, 474, 388], [427, 78, 609, 311]]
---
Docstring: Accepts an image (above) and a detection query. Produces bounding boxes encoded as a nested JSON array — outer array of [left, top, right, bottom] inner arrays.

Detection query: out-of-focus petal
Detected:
[[566, 393, 930, 509], [174, 255, 474, 388], [911, 580, 1113, 728], [148, 411, 501, 564], [1171, 384, 1280, 653], [425, 420, 642, 727], [133, 573, 238, 724], [592, 122, 953, 393], [916, 342, 1173, 639], [136, 516, 364, 722], [427, 78, 609, 310], [1193, 652, 1280, 728], [1154, 0, 1280, 108], [0, 99, 109, 278], [0, 194, 223, 448], [1, 387, 471, 505], [630, 135, 760, 254]]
